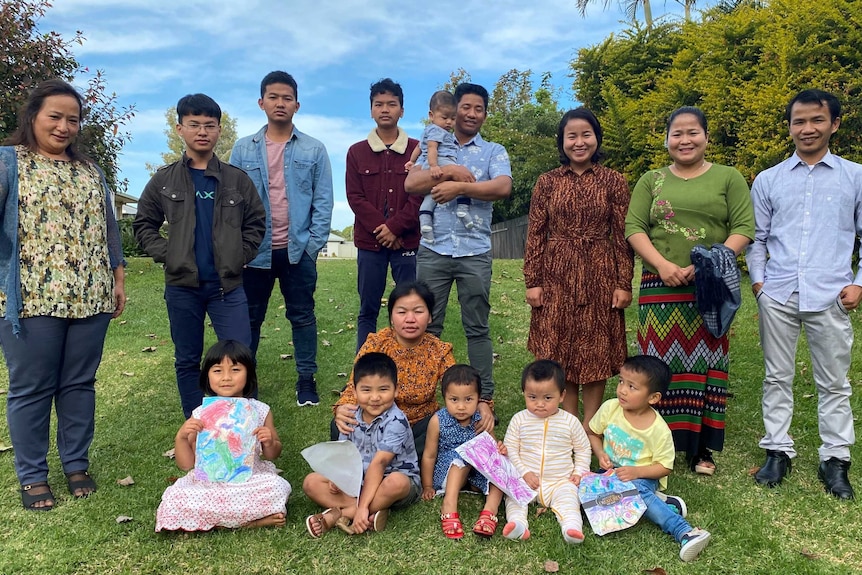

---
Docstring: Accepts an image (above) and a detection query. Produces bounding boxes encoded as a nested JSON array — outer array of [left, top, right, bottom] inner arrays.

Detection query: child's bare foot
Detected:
[[243, 513, 286, 529], [305, 508, 342, 538], [502, 520, 530, 541]]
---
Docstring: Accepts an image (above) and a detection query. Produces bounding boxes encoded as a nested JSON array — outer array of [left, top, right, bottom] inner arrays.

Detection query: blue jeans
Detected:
[[631, 478, 692, 542], [417, 246, 494, 399], [243, 249, 318, 377], [0, 314, 111, 485], [165, 282, 251, 417], [356, 247, 416, 352]]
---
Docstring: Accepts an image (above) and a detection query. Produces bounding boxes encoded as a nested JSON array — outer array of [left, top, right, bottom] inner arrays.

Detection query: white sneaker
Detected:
[[679, 528, 711, 562]]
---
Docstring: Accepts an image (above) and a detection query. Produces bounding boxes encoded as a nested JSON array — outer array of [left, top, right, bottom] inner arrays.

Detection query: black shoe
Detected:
[[296, 375, 319, 407], [754, 450, 791, 487], [818, 458, 854, 500]]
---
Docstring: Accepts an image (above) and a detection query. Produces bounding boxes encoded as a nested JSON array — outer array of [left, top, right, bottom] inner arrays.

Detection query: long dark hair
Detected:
[[557, 107, 604, 165], [3, 79, 88, 162]]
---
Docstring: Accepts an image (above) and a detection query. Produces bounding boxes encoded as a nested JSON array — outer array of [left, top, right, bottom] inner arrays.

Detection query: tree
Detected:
[[0, 0, 135, 192], [576, 0, 655, 29], [482, 70, 563, 222], [570, 0, 862, 185], [145, 106, 238, 174]]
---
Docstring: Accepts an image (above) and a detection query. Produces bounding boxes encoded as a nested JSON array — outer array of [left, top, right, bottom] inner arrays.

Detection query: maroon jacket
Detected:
[[346, 128, 421, 251]]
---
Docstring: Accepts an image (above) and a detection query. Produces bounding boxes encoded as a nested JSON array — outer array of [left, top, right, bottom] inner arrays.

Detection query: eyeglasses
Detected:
[[182, 123, 219, 133]]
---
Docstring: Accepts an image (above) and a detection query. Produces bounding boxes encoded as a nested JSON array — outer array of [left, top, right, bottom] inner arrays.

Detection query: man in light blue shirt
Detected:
[[747, 89, 862, 500], [405, 83, 512, 434], [231, 71, 333, 407]]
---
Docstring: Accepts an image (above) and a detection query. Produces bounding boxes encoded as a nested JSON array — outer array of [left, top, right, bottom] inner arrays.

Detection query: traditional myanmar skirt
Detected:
[[636, 271, 729, 457]]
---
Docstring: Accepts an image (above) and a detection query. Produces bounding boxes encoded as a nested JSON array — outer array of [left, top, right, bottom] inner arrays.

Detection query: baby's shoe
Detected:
[[502, 520, 530, 541], [679, 528, 711, 562], [456, 207, 474, 229], [656, 492, 687, 517], [420, 224, 435, 243]]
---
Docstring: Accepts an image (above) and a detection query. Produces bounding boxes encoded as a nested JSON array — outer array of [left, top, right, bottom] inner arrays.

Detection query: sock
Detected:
[[502, 520, 530, 541]]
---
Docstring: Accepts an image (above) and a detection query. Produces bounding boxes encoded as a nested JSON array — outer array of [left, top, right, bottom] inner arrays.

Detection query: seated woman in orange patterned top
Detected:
[[332, 281, 456, 456]]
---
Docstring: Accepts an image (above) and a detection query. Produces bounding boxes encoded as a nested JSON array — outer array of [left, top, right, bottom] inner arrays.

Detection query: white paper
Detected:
[[301, 440, 363, 498], [455, 431, 537, 506]]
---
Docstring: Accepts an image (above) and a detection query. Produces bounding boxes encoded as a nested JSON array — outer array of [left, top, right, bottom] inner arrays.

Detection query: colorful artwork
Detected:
[[578, 471, 646, 535], [455, 431, 536, 506], [194, 397, 256, 483]]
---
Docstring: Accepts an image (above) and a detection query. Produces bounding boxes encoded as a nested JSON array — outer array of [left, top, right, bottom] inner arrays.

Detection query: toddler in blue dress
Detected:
[[421, 364, 504, 539]]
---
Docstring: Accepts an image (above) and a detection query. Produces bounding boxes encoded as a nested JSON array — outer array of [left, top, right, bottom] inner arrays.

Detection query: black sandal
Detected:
[[21, 482, 55, 511], [66, 470, 97, 498], [689, 450, 716, 476]]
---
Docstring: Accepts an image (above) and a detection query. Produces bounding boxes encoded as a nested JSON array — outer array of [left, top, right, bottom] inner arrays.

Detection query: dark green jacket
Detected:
[[134, 153, 265, 292]]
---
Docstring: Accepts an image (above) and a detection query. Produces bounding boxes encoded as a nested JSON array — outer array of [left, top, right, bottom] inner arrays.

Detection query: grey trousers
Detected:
[[757, 292, 855, 461], [417, 246, 494, 399]]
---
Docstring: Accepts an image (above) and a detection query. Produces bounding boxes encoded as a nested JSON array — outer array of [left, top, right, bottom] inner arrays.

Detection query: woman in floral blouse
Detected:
[[333, 280, 457, 456], [0, 79, 125, 510], [625, 106, 754, 475]]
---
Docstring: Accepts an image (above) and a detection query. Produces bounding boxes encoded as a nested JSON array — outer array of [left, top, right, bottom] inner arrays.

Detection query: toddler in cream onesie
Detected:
[[503, 359, 591, 543]]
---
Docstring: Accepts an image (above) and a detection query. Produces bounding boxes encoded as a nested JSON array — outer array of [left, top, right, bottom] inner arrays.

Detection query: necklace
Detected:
[[671, 161, 707, 181]]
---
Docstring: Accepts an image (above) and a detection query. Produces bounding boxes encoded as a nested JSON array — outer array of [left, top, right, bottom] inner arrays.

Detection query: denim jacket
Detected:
[[230, 125, 333, 266], [0, 146, 124, 335]]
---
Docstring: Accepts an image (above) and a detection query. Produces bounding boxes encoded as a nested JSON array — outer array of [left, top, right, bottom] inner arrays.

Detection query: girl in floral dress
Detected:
[[156, 340, 291, 531]]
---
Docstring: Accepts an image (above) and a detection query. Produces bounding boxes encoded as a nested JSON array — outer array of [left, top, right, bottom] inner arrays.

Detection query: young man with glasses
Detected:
[[134, 93, 265, 418], [230, 72, 333, 407]]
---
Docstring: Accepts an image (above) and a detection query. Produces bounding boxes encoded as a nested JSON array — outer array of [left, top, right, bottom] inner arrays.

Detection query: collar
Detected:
[[355, 405, 389, 427], [181, 152, 222, 177], [252, 124, 300, 144], [367, 128, 410, 154], [787, 149, 836, 171], [456, 131, 485, 148]]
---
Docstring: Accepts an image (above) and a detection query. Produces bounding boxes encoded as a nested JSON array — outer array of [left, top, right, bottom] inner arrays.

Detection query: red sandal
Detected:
[[472, 510, 498, 538], [441, 512, 464, 540]]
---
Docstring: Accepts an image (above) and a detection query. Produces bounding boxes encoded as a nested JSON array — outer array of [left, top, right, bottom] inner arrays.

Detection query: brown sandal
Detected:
[[472, 510, 498, 538], [305, 507, 341, 538]]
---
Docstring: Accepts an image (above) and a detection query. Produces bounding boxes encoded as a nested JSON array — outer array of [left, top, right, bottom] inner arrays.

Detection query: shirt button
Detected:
[[388, 189, 393, 192], [364, 170, 369, 174], [171, 194, 177, 199]]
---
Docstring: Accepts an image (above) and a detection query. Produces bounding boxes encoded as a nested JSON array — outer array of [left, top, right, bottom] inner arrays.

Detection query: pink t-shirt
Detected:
[[266, 136, 289, 249]]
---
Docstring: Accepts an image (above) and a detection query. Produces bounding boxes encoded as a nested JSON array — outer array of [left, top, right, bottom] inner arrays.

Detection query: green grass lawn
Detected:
[[1, 257, 861, 575]]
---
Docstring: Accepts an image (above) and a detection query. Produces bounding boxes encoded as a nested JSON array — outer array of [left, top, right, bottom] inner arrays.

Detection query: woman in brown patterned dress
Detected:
[[524, 108, 633, 429]]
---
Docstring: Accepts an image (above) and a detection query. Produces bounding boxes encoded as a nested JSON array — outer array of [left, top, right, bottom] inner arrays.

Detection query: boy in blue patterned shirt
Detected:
[[303, 352, 420, 537]]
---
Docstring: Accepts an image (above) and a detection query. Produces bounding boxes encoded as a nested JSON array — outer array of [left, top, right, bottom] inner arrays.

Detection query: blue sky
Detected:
[[43, 0, 699, 230]]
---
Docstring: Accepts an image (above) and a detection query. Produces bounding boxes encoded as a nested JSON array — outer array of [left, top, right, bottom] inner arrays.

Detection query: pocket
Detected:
[[237, 160, 263, 190], [219, 189, 244, 228], [158, 187, 185, 223], [836, 295, 850, 315], [293, 160, 314, 189]]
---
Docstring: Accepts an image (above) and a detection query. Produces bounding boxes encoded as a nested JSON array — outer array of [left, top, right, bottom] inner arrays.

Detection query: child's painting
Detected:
[[578, 471, 646, 535], [194, 397, 256, 483], [455, 431, 536, 506]]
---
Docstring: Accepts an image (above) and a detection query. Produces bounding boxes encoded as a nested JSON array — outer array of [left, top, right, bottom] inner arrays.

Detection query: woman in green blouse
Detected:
[[625, 106, 754, 475]]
